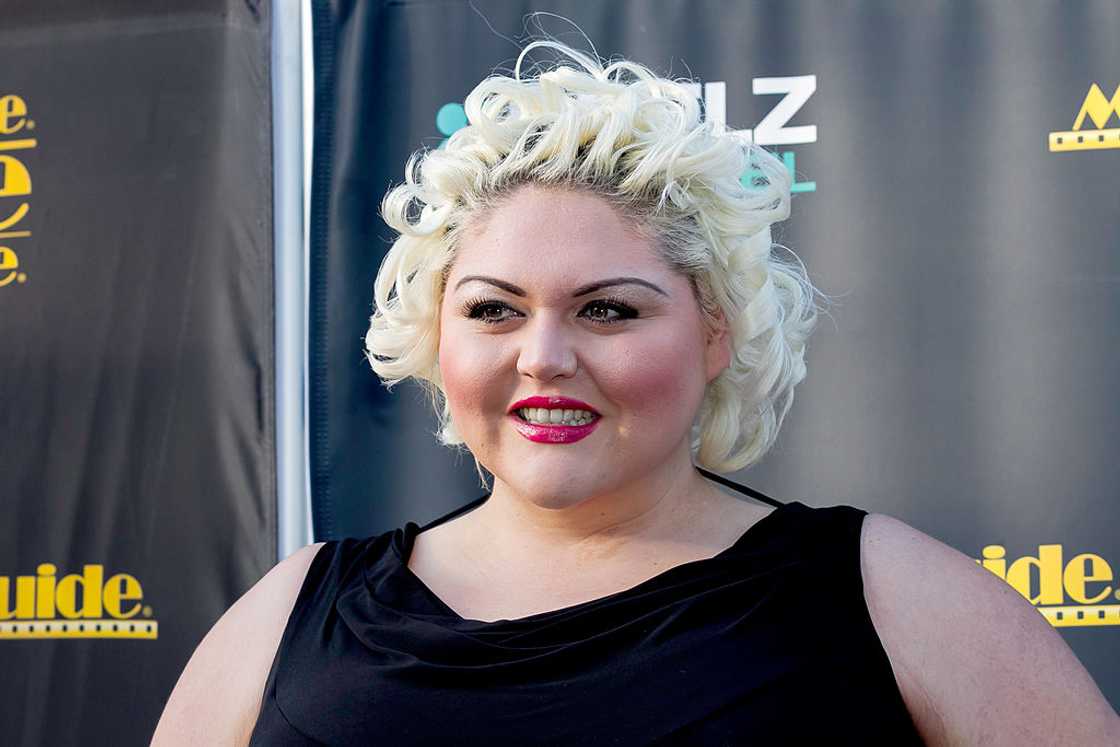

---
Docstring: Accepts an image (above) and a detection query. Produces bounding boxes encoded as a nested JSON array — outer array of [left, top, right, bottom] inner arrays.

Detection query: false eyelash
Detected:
[[459, 296, 639, 326], [459, 296, 514, 324], [585, 296, 640, 324]]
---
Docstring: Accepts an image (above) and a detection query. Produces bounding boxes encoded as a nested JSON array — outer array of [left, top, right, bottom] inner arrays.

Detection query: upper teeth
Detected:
[[517, 407, 596, 425]]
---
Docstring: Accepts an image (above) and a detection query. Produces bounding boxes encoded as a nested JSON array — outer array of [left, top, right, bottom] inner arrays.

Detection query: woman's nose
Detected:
[[515, 314, 578, 381]]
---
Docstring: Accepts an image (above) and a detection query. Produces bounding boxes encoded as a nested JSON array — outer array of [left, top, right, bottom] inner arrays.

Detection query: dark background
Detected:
[[0, 1, 274, 745]]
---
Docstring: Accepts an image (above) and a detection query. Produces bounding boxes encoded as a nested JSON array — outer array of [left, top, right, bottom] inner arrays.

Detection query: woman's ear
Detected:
[[704, 307, 732, 383]]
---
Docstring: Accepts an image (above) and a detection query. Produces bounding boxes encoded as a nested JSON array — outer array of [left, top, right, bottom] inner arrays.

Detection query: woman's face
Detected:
[[438, 183, 730, 509]]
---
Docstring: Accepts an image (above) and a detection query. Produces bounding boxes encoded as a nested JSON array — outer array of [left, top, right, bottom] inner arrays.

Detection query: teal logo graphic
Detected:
[[435, 103, 468, 148], [740, 151, 815, 195]]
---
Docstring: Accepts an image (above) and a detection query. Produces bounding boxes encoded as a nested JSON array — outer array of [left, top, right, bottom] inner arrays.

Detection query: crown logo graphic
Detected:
[[1048, 83, 1120, 152]]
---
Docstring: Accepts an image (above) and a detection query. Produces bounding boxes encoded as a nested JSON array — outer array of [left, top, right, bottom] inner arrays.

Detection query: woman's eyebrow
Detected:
[[454, 275, 669, 297]]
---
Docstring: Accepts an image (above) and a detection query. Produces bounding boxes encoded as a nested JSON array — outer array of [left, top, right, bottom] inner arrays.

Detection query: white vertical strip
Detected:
[[703, 81, 727, 133], [299, 0, 314, 551], [272, 0, 312, 561], [302, 0, 314, 244]]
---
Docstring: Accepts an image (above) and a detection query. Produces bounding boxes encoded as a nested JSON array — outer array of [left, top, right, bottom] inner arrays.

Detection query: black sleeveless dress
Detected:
[[249, 494, 924, 745]]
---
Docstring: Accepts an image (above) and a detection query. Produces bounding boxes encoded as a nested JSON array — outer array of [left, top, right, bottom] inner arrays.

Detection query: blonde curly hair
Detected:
[[365, 40, 822, 476]]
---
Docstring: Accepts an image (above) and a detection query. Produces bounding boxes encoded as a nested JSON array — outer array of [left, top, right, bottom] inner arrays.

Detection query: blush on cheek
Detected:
[[608, 333, 706, 420], [619, 360, 692, 407], [438, 336, 509, 437], [439, 353, 476, 410]]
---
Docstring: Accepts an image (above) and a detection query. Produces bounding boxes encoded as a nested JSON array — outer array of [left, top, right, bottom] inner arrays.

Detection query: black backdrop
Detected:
[[0, 2, 275, 745]]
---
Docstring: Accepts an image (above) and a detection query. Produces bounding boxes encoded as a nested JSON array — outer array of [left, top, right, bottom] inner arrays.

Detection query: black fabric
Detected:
[[250, 496, 924, 745]]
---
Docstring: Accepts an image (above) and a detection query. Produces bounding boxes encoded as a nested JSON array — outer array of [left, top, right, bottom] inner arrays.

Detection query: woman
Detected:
[[153, 42, 1119, 745]]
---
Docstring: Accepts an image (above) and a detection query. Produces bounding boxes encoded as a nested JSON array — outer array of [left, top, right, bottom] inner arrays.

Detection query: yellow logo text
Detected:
[[977, 544, 1118, 627], [0, 563, 158, 640], [0, 93, 35, 287], [1048, 83, 1120, 152]]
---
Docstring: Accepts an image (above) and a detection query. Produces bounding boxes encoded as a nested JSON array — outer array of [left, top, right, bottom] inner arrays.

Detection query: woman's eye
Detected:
[[581, 299, 637, 326], [466, 301, 517, 324]]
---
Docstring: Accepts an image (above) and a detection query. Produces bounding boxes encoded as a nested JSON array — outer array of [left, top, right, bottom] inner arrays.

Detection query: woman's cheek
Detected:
[[439, 332, 506, 426], [604, 332, 701, 420], [438, 334, 479, 421]]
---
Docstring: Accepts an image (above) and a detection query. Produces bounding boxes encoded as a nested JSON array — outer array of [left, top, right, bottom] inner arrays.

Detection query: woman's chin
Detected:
[[492, 470, 629, 511]]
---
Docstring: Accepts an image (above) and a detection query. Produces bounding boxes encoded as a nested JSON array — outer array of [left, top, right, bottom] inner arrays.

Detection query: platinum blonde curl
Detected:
[[365, 40, 823, 477]]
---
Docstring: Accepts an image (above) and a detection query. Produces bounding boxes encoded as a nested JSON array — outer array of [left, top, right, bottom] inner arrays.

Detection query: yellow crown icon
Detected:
[[1049, 83, 1120, 152]]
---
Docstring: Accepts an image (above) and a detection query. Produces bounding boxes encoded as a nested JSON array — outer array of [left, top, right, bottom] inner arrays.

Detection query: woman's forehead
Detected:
[[452, 187, 666, 279]]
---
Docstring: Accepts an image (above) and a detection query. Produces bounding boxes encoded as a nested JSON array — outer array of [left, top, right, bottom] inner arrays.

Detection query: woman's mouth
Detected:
[[508, 409, 601, 443]]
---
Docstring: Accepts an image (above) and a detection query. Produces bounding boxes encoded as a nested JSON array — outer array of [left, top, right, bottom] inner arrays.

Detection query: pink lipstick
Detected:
[[508, 395, 601, 444]]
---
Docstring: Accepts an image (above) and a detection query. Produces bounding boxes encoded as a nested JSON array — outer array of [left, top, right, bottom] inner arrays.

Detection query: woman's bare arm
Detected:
[[861, 513, 1119, 746], [150, 542, 325, 746]]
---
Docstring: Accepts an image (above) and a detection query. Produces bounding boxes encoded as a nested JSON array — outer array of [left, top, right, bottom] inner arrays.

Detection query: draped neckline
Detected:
[[389, 499, 793, 626]]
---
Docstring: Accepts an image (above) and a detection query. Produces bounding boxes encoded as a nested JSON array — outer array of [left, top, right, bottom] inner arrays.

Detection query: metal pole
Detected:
[[271, 0, 313, 561]]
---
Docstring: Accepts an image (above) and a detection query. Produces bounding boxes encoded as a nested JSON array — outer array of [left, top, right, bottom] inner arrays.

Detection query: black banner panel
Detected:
[[310, 0, 1120, 710], [0, 2, 275, 745]]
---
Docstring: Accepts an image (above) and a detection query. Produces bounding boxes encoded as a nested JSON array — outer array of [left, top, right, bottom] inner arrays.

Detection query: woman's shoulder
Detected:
[[859, 512, 1120, 745], [152, 541, 330, 745]]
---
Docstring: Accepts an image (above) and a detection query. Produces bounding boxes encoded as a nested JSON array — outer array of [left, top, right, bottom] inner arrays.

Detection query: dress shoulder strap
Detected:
[[425, 466, 787, 526], [694, 466, 785, 507]]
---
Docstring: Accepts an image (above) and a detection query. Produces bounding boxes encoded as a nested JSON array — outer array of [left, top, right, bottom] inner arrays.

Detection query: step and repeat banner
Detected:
[[0, 2, 275, 745], [310, 0, 1119, 709]]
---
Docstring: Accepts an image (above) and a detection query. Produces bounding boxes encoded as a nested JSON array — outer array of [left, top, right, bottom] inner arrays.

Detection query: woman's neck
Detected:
[[467, 458, 730, 568]]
